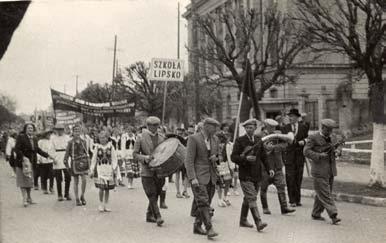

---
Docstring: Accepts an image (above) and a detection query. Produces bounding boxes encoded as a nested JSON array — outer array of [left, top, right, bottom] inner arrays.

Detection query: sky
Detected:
[[0, 0, 190, 114]]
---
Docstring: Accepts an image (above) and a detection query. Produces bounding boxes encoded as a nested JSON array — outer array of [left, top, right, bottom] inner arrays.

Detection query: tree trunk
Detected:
[[368, 80, 385, 187]]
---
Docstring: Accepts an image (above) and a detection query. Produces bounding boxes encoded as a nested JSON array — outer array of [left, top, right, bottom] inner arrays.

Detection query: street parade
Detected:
[[0, 1, 385, 243]]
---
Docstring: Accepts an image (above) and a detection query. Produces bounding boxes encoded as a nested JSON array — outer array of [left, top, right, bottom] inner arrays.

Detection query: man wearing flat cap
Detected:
[[133, 116, 166, 226], [304, 119, 342, 225], [282, 108, 309, 207], [185, 117, 220, 239], [259, 119, 295, 215], [231, 118, 273, 232]]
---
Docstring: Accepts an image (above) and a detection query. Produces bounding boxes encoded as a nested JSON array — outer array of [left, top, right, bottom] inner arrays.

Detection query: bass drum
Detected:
[[149, 138, 186, 178]]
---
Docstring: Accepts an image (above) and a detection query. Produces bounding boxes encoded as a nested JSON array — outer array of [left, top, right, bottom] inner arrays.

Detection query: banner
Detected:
[[54, 110, 82, 125], [149, 58, 184, 82], [51, 89, 135, 117]]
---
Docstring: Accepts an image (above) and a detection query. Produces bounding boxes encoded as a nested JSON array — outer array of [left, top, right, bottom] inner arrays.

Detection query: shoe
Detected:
[[23, 199, 28, 207], [290, 203, 297, 207], [176, 193, 183, 198], [156, 217, 164, 226], [224, 199, 231, 206], [182, 191, 190, 198], [65, 195, 72, 201], [76, 199, 82, 206], [98, 205, 104, 212], [263, 208, 271, 215], [296, 202, 302, 206], [58, 196, 64, 201], [312, 215, 325, 221], [218, 200, 226, 207], [206, 227, 219, 239], [80, 196, 86, 205], [146, 215, 157, 223], [281, 207, 296, 215], [104, 207, 112, 212], [331, 217, 341, 225], [193, 224, 207, 235], [127, 185, 133, 189], [119, 182, 126, 187], [43, 190, 49, 195], [34, 186, 39, 190], [160, 191, 168, 209], [27, 198, 36, 205], [256, 220, 268, 232], [49, 188, 54, 194]]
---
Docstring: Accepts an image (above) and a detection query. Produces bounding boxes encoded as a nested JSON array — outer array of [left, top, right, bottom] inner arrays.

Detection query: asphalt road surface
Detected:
[[1, 159, 385, 243]]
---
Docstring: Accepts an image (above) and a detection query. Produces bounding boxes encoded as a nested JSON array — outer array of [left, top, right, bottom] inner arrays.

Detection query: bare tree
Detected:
[[294, 0, 385, 187], [188, 3, 311, 121]]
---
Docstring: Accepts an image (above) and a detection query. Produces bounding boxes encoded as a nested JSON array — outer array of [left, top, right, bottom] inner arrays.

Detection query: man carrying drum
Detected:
[[133, 116, 166, 227], [185, 118, 220, 239]]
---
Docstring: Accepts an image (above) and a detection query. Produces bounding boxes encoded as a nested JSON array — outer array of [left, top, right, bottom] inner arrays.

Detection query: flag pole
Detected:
[[233, 62, 249, 144]]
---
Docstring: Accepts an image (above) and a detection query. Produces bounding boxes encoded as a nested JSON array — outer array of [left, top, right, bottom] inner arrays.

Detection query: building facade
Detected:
[[183, 0, 378, 132]]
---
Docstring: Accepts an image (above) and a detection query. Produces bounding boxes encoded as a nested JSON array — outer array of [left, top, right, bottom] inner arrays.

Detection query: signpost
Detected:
[[149, 58, 184, 125]]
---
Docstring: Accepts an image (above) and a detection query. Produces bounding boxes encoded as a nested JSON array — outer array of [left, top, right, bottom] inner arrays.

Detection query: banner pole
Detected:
[[161, 80, 168, 125], [233, 92, 244, 144]]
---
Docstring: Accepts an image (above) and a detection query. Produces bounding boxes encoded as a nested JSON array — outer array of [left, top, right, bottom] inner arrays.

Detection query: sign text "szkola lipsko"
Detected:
[[149, 58, 184, 82]]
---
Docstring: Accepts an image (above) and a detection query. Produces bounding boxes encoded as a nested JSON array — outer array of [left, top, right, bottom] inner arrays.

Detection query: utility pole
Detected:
[[111, 35, 117, 101], [192, 0, 200, 123], [75, 75, 79, 96]]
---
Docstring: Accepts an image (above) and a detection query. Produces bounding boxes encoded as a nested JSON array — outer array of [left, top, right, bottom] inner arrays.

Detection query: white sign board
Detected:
[[149, 58, 184, 82]]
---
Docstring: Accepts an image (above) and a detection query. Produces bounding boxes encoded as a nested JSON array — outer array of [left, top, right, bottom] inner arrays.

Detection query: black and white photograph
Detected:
[[0, 0, 385, 242]]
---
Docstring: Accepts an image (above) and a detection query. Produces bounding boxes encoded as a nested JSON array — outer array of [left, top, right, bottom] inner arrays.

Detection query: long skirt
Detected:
[[16, 167, 33, 188]]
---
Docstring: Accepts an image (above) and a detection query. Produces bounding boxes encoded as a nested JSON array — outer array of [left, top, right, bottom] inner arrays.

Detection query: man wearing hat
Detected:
[[133, 116, 166, 226], [51, 124, 72, 201], [304, 119, 342, 225], [259, 119, 296, 215], [185, 118, 220, 239], [231, 118, 274, 232], [282, 108, 309, 207]]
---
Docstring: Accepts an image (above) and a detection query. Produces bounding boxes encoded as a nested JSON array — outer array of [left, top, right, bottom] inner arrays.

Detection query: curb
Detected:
[[267, 186, 386, 207]]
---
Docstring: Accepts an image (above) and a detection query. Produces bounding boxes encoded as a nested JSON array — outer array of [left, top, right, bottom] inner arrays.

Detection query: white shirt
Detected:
[[5, 137, 16, 157], [51, 134, 71, 169], [292, 122, 299, 135]]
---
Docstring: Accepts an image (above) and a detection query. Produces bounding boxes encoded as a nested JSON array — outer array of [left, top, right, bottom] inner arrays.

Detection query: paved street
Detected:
[[1, 159, 386, 243]]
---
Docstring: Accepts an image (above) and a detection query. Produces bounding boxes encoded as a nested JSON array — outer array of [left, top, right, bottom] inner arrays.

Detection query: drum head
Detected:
[[150, 138, 180, 167]]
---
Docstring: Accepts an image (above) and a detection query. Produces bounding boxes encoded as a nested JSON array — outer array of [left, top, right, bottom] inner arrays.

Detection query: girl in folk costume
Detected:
[[90, 131, 119, 212], [121, 126, 139, 189], [215, 132, 233, 207], [37, 130, 55, 194], [64, 125, 90, 206], [109, 128, 125, 187]]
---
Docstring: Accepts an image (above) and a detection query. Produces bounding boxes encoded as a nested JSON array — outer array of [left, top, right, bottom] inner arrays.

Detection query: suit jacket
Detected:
[[15, 133, 49, 168], [184, 132, 218, 185], [282, 122, 309, 165], [133, 129, 165, 177], [231, 135, 271, 182], [303, 133, 337, 178]]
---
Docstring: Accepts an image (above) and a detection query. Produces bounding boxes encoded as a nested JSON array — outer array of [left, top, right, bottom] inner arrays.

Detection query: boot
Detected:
[[193, 218, 206, 235], [239, 204, 253, 228], [201, 208, 218, 239], [160, 190, 168, 209], [260, 191, 271, 214], [146, 212, 157, 223], [250, 207, 267, 232], [279, 192, 295, 215]]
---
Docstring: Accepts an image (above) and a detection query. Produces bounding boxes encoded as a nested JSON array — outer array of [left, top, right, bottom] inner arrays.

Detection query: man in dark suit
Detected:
[[185, 118, 220, 239], [304, 119, 341, 225], [282, 108, 309, 207], [231, 119, 274, 232], [133, 116, 166, 226]]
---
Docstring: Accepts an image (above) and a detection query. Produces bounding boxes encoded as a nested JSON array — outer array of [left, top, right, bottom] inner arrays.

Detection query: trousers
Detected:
[[54, 169, 71, 197], [142, 176, 165, 218], [312, 176, 338, 218]]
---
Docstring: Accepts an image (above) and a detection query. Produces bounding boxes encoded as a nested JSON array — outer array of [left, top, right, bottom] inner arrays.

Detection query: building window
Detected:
[[269, 88, 278, 98]]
